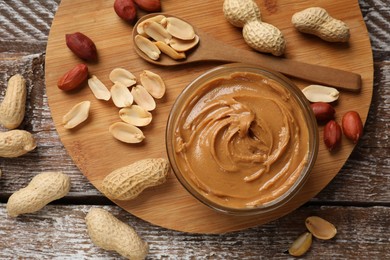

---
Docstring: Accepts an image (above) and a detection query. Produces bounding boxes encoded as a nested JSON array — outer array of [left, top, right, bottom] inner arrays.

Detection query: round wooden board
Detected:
[[45, 0, 373, 234]]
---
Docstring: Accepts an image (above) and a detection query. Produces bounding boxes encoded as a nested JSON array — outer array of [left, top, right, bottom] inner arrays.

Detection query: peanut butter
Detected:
[[173, 72, 310, 209]]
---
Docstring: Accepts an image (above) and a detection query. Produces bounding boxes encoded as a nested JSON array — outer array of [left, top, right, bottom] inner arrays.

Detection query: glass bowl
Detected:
[[166, 63, 318, 216]]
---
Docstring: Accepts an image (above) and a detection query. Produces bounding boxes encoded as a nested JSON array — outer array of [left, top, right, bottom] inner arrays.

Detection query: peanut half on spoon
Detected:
[[134, 14, 200, 62], [132, 13, 361, 91]]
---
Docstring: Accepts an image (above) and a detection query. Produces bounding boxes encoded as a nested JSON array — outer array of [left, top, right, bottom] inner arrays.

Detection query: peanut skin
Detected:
[[0, 130, 36, 158], [6, 172, 70, 217], [342, 111, 363, 143], [85, 208, 149, 260], [0, 74, 27, 129]]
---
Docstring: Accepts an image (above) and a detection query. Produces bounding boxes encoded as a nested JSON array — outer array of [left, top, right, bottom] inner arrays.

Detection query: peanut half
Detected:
[[154, 41, 186, 60], [135, 35, 161, 60], [102, 158, 170, 200], [139, 70, 166, 99], [85, 207, 149, 260], [111, 82, 134, 108], [289, 232, 312, 257], [165, 17, 196, 40], [119, 105, 152, 127], [135, 15, 200, 61], [305, 216, 337, 240], [131, 85, 156, 111], [0, 130, 36, 158], [143, 21, 172, 44], [109, 68, 137, 87], [137, 14, 167, 35], [169, 35, 200, 52], [7, 172, 71, 217], [302, 85, 340, 103], [0, 74, 27, 129], [88, 75, 111, 101], [109, 122, 145, 143], [62, 101, 91, 129]]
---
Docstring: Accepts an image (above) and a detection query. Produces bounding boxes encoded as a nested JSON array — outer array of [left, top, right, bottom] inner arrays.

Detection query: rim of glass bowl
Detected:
[[166, 63, 319, 216]]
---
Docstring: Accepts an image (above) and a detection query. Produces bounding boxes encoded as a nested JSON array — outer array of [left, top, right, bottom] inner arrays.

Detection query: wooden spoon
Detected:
[[133, 13, 362, 92]]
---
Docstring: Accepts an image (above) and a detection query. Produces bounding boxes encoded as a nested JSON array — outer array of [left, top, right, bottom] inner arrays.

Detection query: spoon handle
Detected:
[[252, 55, 362, 92], [202, 39, 362, 92]]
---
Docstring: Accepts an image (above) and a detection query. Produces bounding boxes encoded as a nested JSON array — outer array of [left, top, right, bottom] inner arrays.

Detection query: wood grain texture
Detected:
[[44, 0, 373, 233], [0, 205, 389, 259], [0, 0, 389, 258]]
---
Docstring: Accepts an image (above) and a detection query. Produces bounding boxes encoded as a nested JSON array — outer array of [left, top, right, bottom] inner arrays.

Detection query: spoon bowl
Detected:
[[133, 13, 361, 92]]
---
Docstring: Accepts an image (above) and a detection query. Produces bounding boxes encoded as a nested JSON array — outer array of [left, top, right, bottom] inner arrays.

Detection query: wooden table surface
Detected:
[[0, 0, 389, 259]]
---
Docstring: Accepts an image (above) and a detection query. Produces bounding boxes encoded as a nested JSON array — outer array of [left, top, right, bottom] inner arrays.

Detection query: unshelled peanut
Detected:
[[292, 7, 350, 42], [102, 158, 170, 200], [0, 130, 36, 158], [86, 208, 149, 260], [0, 74, 27, 129], [223, 0, 286, 56], [6, 172, 70, 217]]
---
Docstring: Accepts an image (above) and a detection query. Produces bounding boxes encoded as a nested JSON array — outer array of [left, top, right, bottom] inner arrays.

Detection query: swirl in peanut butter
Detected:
[[173, 72, 309, 209]]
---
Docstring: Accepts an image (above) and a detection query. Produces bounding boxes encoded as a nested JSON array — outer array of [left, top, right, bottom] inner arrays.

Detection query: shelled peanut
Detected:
[[57, 63, 89, 91], [107, 67, 166, 144], [56, 64, 166, 144], [66, 32, 98, 61], [223, 0, 286, 56], [303, 85, 363, 151], [62, 101, 91, 129], [342, 111, 363, 143], [114, 0, 161, 23], [288, 216, 337, 257], [135, 15, 200, 60]]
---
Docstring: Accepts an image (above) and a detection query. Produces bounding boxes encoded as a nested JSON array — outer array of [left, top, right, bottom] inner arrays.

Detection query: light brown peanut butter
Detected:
[[173, 72, 310, 209]]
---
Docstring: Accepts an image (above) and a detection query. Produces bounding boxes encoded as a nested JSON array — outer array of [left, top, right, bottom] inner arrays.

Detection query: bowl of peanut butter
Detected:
[[166, 63, 318, 215]]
